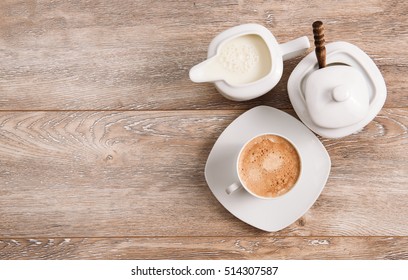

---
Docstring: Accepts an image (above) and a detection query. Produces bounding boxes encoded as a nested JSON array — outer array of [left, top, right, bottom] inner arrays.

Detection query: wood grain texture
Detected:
[[1, 237, 407, 260], [0, 0, 407, 260], [0, 109, 406, 237], [0, 0, 407, 110]]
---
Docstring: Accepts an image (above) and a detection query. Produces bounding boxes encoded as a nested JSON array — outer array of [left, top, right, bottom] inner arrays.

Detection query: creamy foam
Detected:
[[238, 134, 301, 198], [216, 34, 271, 85]]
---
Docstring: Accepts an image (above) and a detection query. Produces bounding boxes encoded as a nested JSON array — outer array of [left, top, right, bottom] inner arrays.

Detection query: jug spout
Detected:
[[189, 56, 223, 83]]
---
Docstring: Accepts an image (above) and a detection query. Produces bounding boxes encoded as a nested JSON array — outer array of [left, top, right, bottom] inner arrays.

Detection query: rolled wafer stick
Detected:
[[313, 21, 326, 68]]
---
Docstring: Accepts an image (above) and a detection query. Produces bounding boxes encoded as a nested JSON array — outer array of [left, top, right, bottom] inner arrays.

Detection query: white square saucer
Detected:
[[205, 106, 331, 232]]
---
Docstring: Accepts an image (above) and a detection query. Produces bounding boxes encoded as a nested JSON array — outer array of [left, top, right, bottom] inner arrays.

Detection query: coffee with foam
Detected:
[[238, 134, 301, 198]]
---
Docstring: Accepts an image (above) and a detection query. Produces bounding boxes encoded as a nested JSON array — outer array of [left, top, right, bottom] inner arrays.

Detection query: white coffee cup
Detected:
[[189, 24, 310, 101], [225, 133, 302, 199]]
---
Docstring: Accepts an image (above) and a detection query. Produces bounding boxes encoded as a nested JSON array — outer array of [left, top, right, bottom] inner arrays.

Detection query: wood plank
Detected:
[[0, 109, 406, 237], [0, 0, 406, 110], [1, 237, 407, 259]]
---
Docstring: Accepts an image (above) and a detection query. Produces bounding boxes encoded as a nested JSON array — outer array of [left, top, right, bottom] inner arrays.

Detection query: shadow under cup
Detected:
[[233, 133, 302, 199]]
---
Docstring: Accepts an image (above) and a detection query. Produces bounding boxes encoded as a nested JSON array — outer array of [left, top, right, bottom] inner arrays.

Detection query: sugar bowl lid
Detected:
[[304, 65, 369, 129]]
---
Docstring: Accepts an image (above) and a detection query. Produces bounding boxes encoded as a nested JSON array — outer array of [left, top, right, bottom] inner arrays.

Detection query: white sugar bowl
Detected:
[[288, 41, 387, 138], [304, 65, 369, 129]]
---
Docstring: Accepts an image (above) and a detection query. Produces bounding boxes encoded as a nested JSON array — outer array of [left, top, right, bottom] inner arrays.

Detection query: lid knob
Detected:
[[332, 85, 351, 102]]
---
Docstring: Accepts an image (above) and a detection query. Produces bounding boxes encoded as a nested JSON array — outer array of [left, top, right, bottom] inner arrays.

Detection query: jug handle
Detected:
[[279, 36, 310, 61]]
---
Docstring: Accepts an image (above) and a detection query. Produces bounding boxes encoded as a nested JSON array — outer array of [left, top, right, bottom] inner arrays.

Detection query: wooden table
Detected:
[[0, 0, 407, 260]]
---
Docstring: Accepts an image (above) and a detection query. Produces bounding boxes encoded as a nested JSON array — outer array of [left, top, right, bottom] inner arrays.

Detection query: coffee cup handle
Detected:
[[279, 36, 310, 61], [226, 182, 242, 195]]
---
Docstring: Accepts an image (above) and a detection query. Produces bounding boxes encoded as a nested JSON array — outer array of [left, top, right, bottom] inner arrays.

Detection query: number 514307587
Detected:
[[224, 266, 278, 276]]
